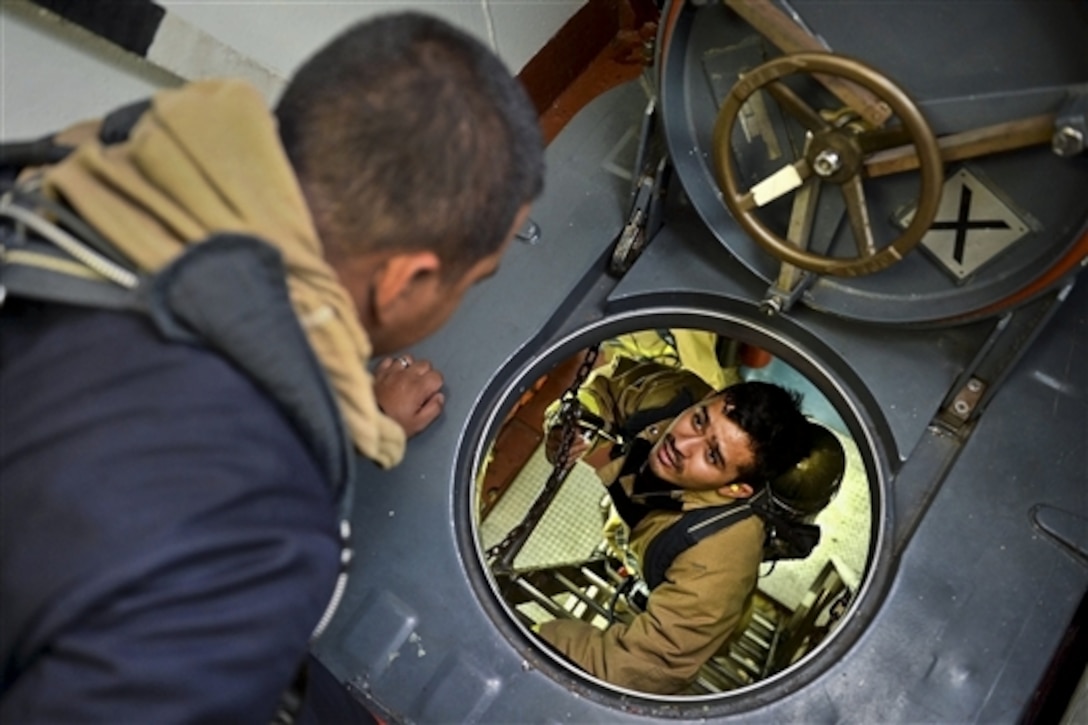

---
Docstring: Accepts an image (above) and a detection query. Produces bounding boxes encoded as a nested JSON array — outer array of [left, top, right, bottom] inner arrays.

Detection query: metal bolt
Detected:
[[1052, 126, 1085, 158], [516, 219, 542, 244], [760, 297, 782, 317], [812, 149, 842, 177], [966, 379, 982, 393], [953, 400, 971, 416]]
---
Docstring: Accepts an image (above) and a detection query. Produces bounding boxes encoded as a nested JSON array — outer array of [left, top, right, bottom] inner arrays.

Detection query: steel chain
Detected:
[[486, 344, 600, 570]]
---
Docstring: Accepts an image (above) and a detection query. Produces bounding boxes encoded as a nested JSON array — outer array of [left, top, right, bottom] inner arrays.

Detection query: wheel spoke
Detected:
[[777, 179, 821, 290], [765, 80, 830, 132], [786, 179, 820, 249], [741, 158, 813, 210], [841, 176, 877, 257]]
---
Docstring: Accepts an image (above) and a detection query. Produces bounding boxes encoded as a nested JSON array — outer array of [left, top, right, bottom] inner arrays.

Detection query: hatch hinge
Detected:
[[759, 268, 816, 316], [610, 97, 671, 276]]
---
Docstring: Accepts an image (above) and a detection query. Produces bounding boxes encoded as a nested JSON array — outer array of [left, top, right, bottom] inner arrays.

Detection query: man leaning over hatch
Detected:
[[0, 13, 543, 723], [536, 358, 843, 694]]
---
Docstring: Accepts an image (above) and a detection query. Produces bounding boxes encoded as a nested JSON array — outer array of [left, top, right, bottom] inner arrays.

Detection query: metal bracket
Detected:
[[934, 281, 1074, 435], [936, 376, 987, 432], [759, 270, 815, 316]]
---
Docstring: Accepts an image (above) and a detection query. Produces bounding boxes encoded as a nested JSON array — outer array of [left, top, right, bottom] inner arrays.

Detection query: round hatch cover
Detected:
[[658, 0, 1088, 325]]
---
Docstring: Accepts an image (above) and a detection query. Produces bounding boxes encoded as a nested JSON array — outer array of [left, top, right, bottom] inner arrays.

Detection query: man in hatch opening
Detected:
[[537, 357, 843, 695]]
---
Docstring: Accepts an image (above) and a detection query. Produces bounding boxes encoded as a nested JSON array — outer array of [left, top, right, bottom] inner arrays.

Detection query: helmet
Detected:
[[768, 422, 846, 518]]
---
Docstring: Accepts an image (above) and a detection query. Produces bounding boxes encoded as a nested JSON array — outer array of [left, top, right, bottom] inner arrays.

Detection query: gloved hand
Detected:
[[543, 423, 592, 466]]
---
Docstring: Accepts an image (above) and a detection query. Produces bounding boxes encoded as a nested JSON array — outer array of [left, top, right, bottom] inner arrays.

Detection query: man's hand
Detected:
[[373, 354, 445, 437], [543, 424, 592, 466]]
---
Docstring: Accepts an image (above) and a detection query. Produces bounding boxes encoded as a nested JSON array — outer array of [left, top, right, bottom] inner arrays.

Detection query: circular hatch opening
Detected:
[[462, 309, 891, 713]]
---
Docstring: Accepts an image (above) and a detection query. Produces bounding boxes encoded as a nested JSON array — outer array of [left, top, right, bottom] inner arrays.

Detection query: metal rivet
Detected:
[[1052, 126, 1085, 157]]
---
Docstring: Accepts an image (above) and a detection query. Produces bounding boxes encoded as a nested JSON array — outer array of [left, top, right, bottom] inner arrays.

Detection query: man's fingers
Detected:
[[416, 391, 445, 424], [400, 391, 444, 437], [414, 368, 444, 396], [371, 356, 447, 437]]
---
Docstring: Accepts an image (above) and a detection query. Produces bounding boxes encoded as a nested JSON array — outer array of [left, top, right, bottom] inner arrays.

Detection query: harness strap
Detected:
[[1, 242, 142, 310], [641, 501, 754, 590], [607, 437, 685, 530]]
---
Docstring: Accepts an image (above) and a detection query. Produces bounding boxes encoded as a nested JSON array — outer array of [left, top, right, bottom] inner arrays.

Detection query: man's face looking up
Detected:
[[647, 393, 757, 495]]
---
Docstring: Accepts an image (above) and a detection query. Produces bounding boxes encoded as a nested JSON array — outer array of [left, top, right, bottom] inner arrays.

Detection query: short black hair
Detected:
[[275, 12, 544, 274], [718, 381, 808, 482]]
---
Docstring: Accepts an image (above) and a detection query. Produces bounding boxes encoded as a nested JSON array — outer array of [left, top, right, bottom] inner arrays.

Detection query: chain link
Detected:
[[487, 344, 600, 572]]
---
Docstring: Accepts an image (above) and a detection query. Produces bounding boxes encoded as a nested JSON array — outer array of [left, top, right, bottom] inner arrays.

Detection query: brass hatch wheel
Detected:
[[713, 52, 944, 277]]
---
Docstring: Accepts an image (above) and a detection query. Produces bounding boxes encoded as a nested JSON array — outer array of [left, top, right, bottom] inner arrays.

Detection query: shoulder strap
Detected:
[[1, 241, 142, 311], [98, 99, 152, 145], [1, 201, 353, 494], [1, 98, 151, 191], [605, 438, 685, 530], [641, 501, 754, 590]]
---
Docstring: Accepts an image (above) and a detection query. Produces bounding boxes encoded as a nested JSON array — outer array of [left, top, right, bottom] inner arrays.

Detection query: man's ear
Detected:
[[371, 251, 442, 320], [718, 482, 754, 499]]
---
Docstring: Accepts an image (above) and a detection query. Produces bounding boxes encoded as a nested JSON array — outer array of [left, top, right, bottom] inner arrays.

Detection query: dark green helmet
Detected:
[[768, 422, 846, 518]]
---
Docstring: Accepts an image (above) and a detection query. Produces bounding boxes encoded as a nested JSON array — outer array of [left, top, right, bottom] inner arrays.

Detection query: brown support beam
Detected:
[[724, 0, 893, 126], [864, 114, 1056, 178]]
